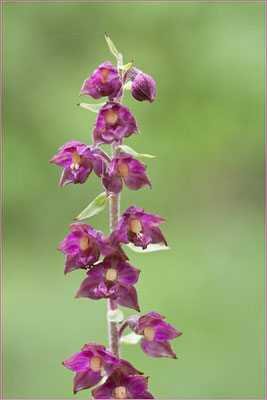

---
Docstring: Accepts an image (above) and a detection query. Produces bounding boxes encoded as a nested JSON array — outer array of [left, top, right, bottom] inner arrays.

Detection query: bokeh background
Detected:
[[2, 1, 265, 399]]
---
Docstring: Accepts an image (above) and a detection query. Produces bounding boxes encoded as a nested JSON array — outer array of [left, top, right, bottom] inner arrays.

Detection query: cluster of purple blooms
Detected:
[[50, 47, 181, 398]]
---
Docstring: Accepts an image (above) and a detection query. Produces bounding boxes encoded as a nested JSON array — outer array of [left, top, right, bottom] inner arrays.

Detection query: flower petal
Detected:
[[102, 174, 123, 195], [116, 285, 140, 311], [117, 262, 140, 285], [75, 276, 102, 299], [136, 391, 154, 399], [59, 168, 73, 188], [63, 352, 90, 372], [123, 172, 152, 191], [64, 254, 81, 274], [74, 369, 102, 394], [59, 140, 86, 150], [140, 339, 177, 358], [126, 375, 148, 398], [152, 320, 182, 342], [58, 233, 80, 255], [91, 377, 115, 399], [49, 150, 72, 168], [144, 226, 168, 246]]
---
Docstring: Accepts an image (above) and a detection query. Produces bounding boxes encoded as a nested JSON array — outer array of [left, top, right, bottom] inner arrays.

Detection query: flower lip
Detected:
[[105, 268, 118, 282], [90, 356, 102, 372], [130, 219, 142, 234], [117, 163, 129, 177], [114, 386, 128, 399], [79, 236, 92, 251], [105, 110, 118, 124], [143, 326, 155, 341], [100, 68, 110, 84]]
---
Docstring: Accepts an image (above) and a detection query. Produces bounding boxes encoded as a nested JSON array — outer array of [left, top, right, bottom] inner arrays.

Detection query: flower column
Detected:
[[50, 34, 182, 398]]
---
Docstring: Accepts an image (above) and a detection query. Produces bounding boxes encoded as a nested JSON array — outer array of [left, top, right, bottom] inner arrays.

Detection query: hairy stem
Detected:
[[108, 143, 121, 357], [118, 321, 128, 340], [107, 51, 124, 357]]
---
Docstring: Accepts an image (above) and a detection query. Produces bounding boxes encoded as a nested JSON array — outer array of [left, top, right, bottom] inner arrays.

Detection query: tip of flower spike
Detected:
[[172, 354, 178, 360]]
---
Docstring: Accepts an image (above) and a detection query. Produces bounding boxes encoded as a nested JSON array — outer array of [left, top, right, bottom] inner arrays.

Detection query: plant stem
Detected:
[[108, 142, 121, 357], [107, 50, 124, 357]]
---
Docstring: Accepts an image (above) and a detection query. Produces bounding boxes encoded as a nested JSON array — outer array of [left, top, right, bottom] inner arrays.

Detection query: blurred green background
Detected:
[[2, 1, 265, 399]]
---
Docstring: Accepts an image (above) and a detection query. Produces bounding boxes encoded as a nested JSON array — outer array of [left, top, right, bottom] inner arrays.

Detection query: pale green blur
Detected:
[[2, 1, 265, 399]]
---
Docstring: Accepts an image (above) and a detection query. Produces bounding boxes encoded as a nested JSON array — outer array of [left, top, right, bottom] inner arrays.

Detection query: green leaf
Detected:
[[107, 308, 124, 323], [126, 242, 170, 253], [75, 192, 110, 220], [118, 145, 156, 159], [121, 332, 142, 345], [105, 32, 119, 58], [77, 102, 105, 113], [119, 61, 134, 71], [123, 81, 132, 91]]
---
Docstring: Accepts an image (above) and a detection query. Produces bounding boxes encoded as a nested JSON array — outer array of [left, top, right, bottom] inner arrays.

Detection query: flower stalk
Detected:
[[107, 44, 124, 355], [108, 141, 121, 357]]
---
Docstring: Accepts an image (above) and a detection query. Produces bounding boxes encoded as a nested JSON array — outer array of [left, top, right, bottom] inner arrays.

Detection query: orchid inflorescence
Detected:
[[50, 34, 182, 399]]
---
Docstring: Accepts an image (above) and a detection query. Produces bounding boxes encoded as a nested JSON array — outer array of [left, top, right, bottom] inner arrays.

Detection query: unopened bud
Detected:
[[130, 69, 156, 103]]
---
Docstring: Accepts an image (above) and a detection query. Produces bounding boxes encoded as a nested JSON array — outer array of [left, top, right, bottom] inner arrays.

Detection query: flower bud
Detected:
[[130, 70, 156, 103]]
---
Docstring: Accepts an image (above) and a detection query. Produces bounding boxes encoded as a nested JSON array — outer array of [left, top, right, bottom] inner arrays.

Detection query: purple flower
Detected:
[[92, 102, 139, 146], [92, 368, 153, 399], [58, 223, 112, 274], [127, 312, 182, 359], [63, 343, 142, 394], [76, 251, 140, 311], [131, 73, 156, 103], [49, 140, 106, 188], [110, 206, 167, 249], [79, 62, 122, 101], [102, 153, 152, 195]]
